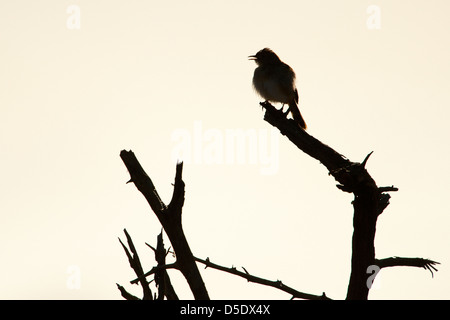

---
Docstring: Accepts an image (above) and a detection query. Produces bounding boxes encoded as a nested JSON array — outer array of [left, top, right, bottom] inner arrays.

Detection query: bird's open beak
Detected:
[[248, 55, 257, 60]]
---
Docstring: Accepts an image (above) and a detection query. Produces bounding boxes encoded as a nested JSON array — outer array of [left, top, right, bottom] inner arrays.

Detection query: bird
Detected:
[[249, 48, 307, 129]]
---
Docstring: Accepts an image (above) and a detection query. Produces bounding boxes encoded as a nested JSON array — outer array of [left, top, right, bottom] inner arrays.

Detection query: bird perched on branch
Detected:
[[249, 48, 307, 129]]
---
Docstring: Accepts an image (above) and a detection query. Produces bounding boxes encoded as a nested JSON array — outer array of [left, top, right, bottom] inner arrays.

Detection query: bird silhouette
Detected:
[[249, 48, 306, 129]]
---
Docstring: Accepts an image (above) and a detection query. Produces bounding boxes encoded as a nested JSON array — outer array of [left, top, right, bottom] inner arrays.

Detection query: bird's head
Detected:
[[248, 48, 281, 65]]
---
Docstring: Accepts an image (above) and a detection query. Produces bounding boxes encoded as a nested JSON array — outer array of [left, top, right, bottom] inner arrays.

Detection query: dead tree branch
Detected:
[[195, 256, 331, 300], [116, 283, 140, 300], [146, 232, 179, 300], [118, 228, 153, 300], [375, 257, 440, 277], [259, 101, 436, 300], [117, 101, 437, 300], [131, 262, 179, 284], [120, 150, 209, 300]]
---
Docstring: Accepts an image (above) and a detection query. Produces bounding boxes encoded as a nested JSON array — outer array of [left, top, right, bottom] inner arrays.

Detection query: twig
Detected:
[[195, 256, 331, 300], [361, 151, 374, 168], [118, 229, 153, 300], [375, 257, 440, 277], [378, 186, 399, 193], [116, 283, 140, 300], [131, 262, 179, 285]]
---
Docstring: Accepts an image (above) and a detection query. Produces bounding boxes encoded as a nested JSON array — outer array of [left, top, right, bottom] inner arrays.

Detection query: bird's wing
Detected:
[[276, 63, 297, 102]]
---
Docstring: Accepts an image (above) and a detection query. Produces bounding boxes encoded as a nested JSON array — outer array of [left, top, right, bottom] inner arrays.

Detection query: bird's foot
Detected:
[[278, 104, 290, 117]]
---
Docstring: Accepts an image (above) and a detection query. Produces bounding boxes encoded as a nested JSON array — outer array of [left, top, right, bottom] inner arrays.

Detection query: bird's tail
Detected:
[[288, 100, 307, 130]]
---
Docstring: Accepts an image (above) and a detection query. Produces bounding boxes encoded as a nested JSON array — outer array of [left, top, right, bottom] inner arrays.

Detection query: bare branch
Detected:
[[361, 151, 374, 168], [375, 257, 440, 277], [154, 232, 179, 300], [145, 242, 156, 253], [261, 101, 380, 299], [116, 283, 140, 300], [120, 150, 209, 300], [378, 186, 399, 193], [261, 101, 350, 177], [118, 229, 153, 300], [120, 150, 166, 213], [131, 263, 179, 285], [195, 256, 331, 300]]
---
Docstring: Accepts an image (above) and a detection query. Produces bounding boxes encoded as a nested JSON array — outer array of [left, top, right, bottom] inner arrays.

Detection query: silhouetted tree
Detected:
[[117, 101, 438, 300]]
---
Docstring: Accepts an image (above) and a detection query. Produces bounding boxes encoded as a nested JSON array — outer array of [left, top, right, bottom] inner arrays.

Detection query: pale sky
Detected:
[[1, 1, 449, 299]]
